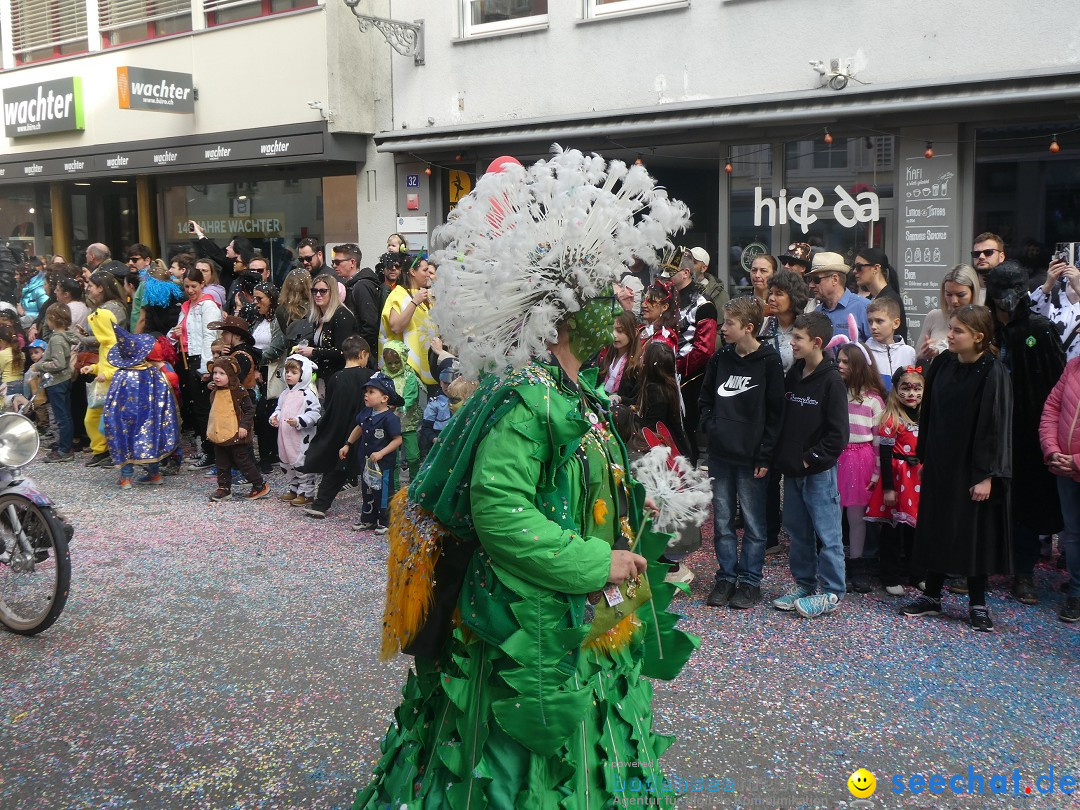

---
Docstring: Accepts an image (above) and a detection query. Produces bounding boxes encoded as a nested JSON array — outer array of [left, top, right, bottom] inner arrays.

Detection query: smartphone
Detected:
[[1054, 242, 1076, 266], [188, 222, 196, 234]]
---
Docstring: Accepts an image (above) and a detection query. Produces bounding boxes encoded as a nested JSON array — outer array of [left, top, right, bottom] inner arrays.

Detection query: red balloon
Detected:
[[485, 155, 521, 175]]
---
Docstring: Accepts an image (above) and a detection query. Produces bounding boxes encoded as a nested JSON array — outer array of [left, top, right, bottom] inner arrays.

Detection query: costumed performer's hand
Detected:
[[338, 444, 350, 460], [237, 427, 248, 439], [608, 550, 648, 585], [970, 477, 992, 502], [643, 498, 660, 519], [1043, 260, 1068, 295]]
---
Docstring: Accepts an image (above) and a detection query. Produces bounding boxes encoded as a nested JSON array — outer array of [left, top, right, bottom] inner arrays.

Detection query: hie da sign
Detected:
[[753, 185, 879, 234]]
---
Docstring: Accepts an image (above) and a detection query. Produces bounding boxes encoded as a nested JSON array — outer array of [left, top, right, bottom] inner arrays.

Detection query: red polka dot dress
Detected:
[[866, 415, 921, 528]]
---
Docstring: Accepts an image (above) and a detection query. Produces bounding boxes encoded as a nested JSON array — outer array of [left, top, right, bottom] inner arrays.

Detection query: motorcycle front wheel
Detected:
[[0, 493, 71, 635]]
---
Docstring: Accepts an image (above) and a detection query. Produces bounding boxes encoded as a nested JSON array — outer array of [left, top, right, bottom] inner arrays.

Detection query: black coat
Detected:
[[995, 302, 1066, 533], [915, 352, 1013, 575], [308, 306, 358, 380], [343, 269, 383, 361], [301, 365, 373, 474]]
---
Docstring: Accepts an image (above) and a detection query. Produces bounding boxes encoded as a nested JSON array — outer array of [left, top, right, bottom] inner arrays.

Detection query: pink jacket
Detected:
[[1040, 356, 1080, 483]]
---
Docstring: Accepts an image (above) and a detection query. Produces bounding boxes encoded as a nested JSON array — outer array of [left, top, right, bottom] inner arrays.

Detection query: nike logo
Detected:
[[716, 375, 758, 397]]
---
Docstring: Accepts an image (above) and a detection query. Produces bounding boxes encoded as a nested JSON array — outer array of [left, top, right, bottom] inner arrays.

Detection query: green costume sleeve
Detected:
[[470, 402, 611, 595]]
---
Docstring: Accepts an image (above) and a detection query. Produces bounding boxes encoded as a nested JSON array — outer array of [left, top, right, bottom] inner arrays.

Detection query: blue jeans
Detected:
[[709, 456, 769, 587], [1057, 476, 1080, 598], [44, 379, 72, 454], [121, 462, 159, 479], [783, 467, 846, 597]]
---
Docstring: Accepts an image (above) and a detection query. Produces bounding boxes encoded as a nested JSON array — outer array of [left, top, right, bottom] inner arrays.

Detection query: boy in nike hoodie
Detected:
[[771, 311, 849, 618], [699, 296, 785, 609]]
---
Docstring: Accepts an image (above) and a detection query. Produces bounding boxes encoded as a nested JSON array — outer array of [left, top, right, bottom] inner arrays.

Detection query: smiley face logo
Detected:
[[848, 768, 876, 798]]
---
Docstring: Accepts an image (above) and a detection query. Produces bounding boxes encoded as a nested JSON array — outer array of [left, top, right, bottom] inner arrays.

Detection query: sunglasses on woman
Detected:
[[311, 287, 329, 296]]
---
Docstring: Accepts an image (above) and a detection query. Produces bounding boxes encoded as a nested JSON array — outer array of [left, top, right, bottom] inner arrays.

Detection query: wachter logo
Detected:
[[205, 145, 231, 160], [106, 155, 129, 169], [259, 140, 290, 156], [153, 151, 178, 165], [3, 77, 85, 137]]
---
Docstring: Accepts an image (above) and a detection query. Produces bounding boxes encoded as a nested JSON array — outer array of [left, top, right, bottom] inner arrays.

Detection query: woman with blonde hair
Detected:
[[294, 271, 356, 381], [917, 264, 980, 360]]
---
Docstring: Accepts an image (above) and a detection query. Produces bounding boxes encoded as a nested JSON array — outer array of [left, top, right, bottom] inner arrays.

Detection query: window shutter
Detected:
[[203, 0, 262, 12], [11, 0, 88, 57], [98, 0, 191, 32]]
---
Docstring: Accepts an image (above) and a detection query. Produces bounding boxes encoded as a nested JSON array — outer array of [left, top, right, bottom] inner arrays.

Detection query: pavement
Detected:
[[1, 451, 1077, 809]]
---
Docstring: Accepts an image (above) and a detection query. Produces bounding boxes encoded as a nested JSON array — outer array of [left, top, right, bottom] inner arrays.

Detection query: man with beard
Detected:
[[986, 261, 1066, 605], [972, 232, 1006, 303]]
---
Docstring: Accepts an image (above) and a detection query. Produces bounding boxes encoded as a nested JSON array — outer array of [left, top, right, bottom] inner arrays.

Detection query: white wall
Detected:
[[386, 0, 1080, 130], [0, 7, 386, 153]]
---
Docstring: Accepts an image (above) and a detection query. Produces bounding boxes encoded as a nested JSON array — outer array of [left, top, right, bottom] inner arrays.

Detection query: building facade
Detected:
[[378, 0, 1080, 337], [0, 0, 398, 276]]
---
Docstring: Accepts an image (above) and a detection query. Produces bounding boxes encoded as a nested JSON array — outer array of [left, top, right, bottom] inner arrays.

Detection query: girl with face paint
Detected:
[[866, 366, 926, 595]]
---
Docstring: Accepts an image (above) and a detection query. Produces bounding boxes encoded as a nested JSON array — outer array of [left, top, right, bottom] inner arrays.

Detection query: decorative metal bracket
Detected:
[[343, 1, 424, 66]]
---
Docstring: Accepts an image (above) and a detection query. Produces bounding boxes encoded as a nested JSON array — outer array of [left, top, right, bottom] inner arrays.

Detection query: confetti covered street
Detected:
[[1, 458, 1077, 809]]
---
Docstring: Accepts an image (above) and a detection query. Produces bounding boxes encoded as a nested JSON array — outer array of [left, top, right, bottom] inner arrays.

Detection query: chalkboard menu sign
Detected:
[[898, 127, 960, 341]]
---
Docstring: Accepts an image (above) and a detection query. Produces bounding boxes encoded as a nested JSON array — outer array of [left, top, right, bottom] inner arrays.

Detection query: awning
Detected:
[[376, 66, 1080, 154]]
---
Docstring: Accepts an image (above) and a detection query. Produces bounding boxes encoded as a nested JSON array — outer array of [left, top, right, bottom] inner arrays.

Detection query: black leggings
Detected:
[[924, 572, 987, 606]]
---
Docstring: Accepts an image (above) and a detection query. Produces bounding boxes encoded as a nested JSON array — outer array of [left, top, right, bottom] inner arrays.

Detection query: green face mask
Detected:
[[567, 291, 619, 362]]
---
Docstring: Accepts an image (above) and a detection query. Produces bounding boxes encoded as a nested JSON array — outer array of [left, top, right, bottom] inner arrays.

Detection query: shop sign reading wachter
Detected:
[[3, 78, 85, 138]]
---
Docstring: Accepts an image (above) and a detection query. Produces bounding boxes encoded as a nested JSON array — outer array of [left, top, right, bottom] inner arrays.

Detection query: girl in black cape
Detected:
[[902, 305, 1013, 632]]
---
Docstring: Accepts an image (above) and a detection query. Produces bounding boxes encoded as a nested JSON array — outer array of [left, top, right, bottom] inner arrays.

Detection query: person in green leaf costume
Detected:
[[355, 148, 699, 809]]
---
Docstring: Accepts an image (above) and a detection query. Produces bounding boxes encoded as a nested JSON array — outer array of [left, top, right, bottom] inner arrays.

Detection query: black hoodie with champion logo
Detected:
[[698, 342, 785, 466], [773, 354, 850, 477]]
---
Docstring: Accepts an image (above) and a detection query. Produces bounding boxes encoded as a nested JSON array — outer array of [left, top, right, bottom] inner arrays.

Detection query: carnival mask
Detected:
[[567, 290, 620, 362]]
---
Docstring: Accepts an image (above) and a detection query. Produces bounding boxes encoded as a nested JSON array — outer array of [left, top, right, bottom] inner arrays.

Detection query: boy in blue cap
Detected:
[[338, 372, 403, 533]]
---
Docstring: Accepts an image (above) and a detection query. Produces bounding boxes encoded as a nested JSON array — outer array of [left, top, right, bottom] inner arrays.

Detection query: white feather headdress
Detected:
[[431, 146, 691, 379]]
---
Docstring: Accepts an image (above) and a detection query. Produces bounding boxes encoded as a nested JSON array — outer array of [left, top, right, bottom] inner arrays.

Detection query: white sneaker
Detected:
[[664, 563, 694, 585], [884, 584, 906, 596]]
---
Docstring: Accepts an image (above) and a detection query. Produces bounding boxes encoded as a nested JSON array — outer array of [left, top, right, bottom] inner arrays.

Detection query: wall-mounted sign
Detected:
[[0, 129, 329, 182], [898, 124, 961, 338], [448, 169, 471, 203], [753, 185, 879, 234], [3, 78, 84, 138], [117, 67, 195, 114], [406, 173, 419, 188]]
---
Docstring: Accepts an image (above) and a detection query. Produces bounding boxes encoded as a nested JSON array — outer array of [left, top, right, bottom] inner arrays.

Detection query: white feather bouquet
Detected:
[[631, 446, 712, 534], [430, 146, 691, 379]]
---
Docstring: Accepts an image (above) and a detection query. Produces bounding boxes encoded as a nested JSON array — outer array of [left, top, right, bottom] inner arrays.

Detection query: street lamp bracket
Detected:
[[343, 1, 424, 66]]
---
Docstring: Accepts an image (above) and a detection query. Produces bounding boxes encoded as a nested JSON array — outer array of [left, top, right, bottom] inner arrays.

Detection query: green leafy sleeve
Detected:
[[470, 402, 611, 595]]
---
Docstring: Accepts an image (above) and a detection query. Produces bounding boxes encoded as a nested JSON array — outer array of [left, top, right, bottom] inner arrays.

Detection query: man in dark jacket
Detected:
[[699, 296, 784, 609], [987, 262, 1067, 605], [335, 243, 382, 366], [771, 311, 849, 619]]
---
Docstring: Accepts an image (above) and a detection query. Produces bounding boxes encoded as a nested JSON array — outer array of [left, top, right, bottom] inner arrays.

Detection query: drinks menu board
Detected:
[[898, 126, 960, 342]]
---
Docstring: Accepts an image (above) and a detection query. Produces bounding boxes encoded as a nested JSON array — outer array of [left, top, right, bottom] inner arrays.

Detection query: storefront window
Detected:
[[781, 136, 895, 260], [0, 185, 53, 260], [728, 143, 773, 291], [974, 124, 1080, 272], [161, 175, 327, 283]]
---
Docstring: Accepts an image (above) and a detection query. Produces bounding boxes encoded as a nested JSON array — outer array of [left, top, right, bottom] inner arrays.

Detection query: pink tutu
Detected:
[[838, 441, 876, 507]]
